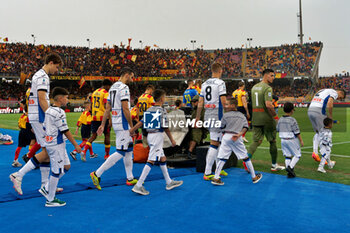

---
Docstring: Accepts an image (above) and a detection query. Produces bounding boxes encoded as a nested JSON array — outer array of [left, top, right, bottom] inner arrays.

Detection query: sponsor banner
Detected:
[[51, 76, 81, 81], [0, 107, 22, 114], [49, 76, 173, 82], [160, 70, 179, 75]]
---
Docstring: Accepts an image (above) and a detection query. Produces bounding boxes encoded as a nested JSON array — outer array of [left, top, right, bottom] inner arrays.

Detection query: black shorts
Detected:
[[18, 128, 34, 147], [81, 124, 91, 139], [91, 120, 110, 134], [237, 107, 247, 116]]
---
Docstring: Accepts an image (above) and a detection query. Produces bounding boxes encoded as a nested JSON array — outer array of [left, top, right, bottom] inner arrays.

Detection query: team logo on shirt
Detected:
[[45, 136, 53, 142], [144, 110, 161, 129]]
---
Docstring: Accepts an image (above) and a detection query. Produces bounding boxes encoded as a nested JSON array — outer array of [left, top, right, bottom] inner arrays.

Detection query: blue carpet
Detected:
[[1, 129, 350, 233]]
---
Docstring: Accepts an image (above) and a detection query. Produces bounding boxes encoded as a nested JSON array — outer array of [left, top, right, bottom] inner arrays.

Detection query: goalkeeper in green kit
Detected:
[[247, 69, 285, 171]]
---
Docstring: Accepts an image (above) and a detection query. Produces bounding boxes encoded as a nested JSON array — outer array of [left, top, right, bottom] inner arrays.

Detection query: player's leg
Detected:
[[247, 126, 264, 158], [124, 141, 137, 186], [212, 135, 232, 185], [308, 111, 323, 161], [82, 121, 98, 160], [265, 123, 284, 171], [203, 130, 221, 180], [133, 133, 159, 195], [159, 156, 183, 190], [132, 161, 152, 195], [103, 124, 111, 160], [318, 151, 329, 173], [188, 128, 201, 159], [45, 145, 66, 207]]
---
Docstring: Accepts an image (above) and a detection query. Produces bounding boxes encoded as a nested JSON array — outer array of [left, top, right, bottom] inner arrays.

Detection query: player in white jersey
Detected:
[[307, 88, 345, 163], [317, 118, 336, 173], [195, 63, 228, 180], [10, 53, 63, 195], [90, 67, 138, 190], [40, 87, 82, 207]]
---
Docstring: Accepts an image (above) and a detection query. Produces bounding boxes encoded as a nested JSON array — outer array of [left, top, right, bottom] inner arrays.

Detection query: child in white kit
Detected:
[[276, 102, 304, 178], [130, 89, 183, 195], [42, 87, 82, 207], [317, 117, 336, 173], [211, 98, 262, 186]]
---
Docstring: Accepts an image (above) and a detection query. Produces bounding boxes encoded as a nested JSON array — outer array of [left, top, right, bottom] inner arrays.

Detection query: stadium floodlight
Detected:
[[247, 38, 253, 48], [87, 39, 90, 48], [31, 34, 36, 45], [190, 40, 196, 50], [139, 40, 143, 49]]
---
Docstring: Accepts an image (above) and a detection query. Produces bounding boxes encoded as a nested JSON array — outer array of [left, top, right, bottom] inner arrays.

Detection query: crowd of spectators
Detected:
[[245, 42, 321, 78], [0, 42, 320, 79]]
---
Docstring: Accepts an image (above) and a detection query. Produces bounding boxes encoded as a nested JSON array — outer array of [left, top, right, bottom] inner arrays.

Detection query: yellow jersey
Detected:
[[232, 89, 247, 107], [131, 106, 138, 120], [193, 85, 201, 94], [91, 88, 109, 121], [25, 88, 31, 112], [138, 93, 154, 117], [18, 113, 28, 129], [77, 111, 92, 126]]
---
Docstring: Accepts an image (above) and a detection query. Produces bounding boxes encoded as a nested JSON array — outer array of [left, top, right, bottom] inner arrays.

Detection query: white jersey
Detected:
[[319, 128, 332, 148], [43, 106, 68, 147], [28, 69, 50, 123], [309, 89, 338, 115], [108, 81, 130, 131], [200, 78, 226, 121]]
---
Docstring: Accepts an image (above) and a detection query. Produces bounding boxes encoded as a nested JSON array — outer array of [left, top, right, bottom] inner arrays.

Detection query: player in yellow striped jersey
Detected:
[[70, 101, 92, 160], [232, 81, 250, 143], [137, 85, 155, 118], [137, 85, 155, 147], [82, 79, 113, 161]]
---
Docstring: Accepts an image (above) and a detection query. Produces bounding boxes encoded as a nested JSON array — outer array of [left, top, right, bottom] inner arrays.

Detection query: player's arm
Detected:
[[220, 95, 227, 108], [98, 102, 111, 136], [327, 97, 334, 119], [63, 130, 82, 153], [38, 90, 49, 112], [195, 96, 204, 121], [232, 117, 249, 141], [265, 100, 278, 118], [242, 95, 250, 119], [297, 134, 304, 147], [129, 121, 143, 134], [122, 100, 133, 128]]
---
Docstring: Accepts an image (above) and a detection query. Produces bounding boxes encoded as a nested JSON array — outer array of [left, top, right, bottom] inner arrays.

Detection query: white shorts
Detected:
[[217, 133, 248, 160], [46, 143, 70, 174], [147, 132, 165, 161], [209, 129, 222, 143], [31, 122, 46, 147], [115, 130, 133, 151], [281, 138, 301, 158], [307, 110, 326, 133]]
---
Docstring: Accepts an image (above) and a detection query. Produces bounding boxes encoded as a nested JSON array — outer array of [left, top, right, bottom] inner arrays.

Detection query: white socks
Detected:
[[47, 175, 59, 202], [40, 165, 50, 187], [123, 152, 134, 181], [244, 159, 256, 178], [96, 151, 123, 177], [160, 162, 171, 185], [285, 157, 292, 168], [17, 159, 36, 177], [136, 163, 152, 187], [289, 157, 300, 169], [214, 159, 226, 179], [205, 146, 219, 175], [313, 133, 319, 154]]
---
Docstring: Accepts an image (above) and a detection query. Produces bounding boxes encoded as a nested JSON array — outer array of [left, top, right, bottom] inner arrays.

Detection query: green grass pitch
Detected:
[[1, 107, 349, 185]]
